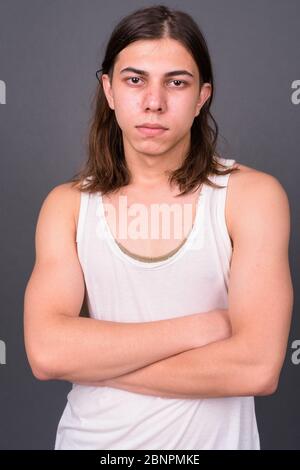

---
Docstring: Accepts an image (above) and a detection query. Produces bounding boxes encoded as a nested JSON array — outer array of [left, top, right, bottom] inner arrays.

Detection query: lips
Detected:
[[136, 126, 168, 137], [136, 123, 168, 130]]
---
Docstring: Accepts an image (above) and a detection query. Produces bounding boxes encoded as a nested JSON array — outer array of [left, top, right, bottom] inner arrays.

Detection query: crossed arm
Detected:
[[24, 173, 293, 399], [75, 173, 294, 398]]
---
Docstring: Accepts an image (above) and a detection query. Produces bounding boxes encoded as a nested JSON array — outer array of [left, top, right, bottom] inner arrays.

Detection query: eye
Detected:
[[126, 77, 143, 85], [125, 77, 187, 87], [170, 79, 187, 87]]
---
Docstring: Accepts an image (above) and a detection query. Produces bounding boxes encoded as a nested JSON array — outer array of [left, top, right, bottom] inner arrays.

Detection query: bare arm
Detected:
[[24, 184, 231, 383], [79, 173, 294, 398]]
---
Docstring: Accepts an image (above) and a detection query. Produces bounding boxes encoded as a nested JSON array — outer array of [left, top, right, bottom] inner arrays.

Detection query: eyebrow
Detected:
[[120, 66, 194, 78]]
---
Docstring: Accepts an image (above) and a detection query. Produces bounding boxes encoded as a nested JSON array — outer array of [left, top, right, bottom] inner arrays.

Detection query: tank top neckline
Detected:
[[96, 181, 209, 270]]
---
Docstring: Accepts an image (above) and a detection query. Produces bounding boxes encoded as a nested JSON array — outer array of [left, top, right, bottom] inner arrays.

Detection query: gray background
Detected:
[[0, 0, 299, 449]]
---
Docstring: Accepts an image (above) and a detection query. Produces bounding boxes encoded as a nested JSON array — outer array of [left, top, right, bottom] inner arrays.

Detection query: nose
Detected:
[[143, 82, 166, 112]]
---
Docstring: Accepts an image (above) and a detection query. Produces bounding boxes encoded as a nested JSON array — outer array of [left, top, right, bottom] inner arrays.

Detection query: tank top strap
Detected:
[[76, 178, 92, 245], [209, 157, 236, 259], [211, 156, 237, 186]]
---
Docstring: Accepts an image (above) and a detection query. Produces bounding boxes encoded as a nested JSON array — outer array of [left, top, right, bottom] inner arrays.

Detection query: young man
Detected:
[[23, 5, 293, 450]]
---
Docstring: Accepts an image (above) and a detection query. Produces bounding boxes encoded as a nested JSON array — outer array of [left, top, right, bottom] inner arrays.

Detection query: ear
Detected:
[[102, 74, 115, 110], [195, 83, 212, 117]]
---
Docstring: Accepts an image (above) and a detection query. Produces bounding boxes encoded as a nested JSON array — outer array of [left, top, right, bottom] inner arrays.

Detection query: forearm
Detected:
[[28, 313, 192, 382], [29, 309, 227, 383], [81, 334, 271, 398]]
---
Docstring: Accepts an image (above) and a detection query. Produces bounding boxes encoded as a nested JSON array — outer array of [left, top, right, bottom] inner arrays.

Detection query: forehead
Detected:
[[114, 38, 197, 73]]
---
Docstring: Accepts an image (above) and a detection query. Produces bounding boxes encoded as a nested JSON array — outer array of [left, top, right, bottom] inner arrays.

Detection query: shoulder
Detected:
[[38, 181, 82, 237], [226, 162, 290, 245], [227, 161, 289, 202]]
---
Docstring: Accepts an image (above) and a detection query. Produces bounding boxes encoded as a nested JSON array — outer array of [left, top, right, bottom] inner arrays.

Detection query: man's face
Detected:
[[102, 38, 211, 158]]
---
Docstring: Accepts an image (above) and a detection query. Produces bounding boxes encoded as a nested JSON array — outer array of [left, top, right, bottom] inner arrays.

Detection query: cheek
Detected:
[[113, 95, 139, 125], [168, 92, 195, 113], [177, 94, 197, 112], [170, 101, 195, 127], [177, 98, 199, 126], [112, 107, 130, 130]]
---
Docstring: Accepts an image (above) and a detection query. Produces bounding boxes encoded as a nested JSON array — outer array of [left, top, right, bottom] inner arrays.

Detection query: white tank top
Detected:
[[55, 156, 260, 450]]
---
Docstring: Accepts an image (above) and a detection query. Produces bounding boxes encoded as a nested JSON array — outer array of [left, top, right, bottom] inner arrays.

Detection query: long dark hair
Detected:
[[69, 4, 239, 196]]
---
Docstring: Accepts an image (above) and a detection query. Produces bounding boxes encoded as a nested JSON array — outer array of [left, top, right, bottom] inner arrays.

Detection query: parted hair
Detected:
[[69, 4, 239, 196]]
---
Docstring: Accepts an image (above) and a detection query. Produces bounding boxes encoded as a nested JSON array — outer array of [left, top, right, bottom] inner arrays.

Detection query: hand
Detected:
[[213, 309, 232, 340], [190, 309, 232, 349]]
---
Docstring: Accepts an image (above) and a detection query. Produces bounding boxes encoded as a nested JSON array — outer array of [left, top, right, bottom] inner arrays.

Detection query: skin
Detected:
[[24, 38, 293, 399], [101, 37, 212, 189], [85, 38, 294, 395], [100, 38, 212, 255]]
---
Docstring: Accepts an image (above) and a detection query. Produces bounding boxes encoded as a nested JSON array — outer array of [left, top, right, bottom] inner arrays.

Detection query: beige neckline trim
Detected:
[[114, 231, 191, 263]]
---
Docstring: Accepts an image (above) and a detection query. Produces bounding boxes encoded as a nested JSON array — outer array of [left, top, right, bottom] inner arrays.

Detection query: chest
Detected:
[[101, 190, 200, 259]]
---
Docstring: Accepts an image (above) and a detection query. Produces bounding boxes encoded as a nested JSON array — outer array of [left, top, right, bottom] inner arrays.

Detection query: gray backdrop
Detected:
[[0, 0, 299, 450]]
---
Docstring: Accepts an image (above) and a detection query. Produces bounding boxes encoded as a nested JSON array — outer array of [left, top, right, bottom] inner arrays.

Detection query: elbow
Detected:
[[253, 365, 280, 396], [255, 377, 279, 396], [31, 365, 52, 382], [26, 345, 59, 381]]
